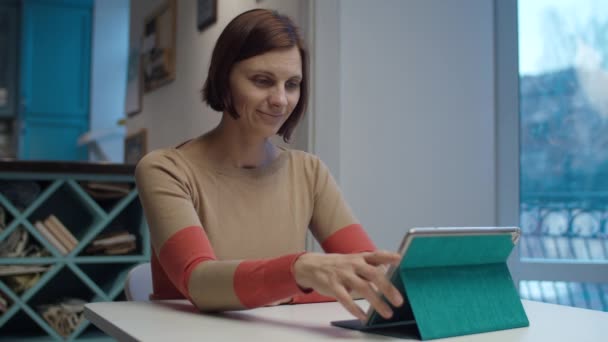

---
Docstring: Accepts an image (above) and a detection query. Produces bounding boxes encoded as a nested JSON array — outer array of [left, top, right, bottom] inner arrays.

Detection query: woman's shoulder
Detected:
[[283, 147, 315, 163], [136, 148, 182, 168], [282, 148, 328, 175], [134, 147, 191, 179]]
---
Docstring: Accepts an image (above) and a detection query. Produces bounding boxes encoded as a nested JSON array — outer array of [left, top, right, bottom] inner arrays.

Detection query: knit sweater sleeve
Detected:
[[290, 156, 376, 304], [308, 156, 375, 252]]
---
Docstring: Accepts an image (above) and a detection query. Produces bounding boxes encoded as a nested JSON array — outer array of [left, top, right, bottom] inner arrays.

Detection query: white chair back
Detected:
[[124, 262, 152, 301]]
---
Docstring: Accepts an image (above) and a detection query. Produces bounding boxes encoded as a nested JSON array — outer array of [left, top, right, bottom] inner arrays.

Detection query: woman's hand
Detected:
[[293, 251, 403, 321]]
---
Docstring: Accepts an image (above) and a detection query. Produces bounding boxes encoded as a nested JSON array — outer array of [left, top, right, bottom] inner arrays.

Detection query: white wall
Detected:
[[90, 0, 129, 162], [315, 0, 498, 250], [127, 0, 308, 151]]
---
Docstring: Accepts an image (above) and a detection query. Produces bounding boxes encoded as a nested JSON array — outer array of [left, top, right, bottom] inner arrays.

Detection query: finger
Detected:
[[363, 250, 401, 266], [333, 285, 366, 321], [356, 264, 403, 307], [345, 274, 393, 319], [265, 296, 292, 306]]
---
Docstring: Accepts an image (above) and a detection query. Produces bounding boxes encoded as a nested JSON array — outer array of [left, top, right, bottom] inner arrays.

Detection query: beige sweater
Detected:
[[135, 136, 360, 302]]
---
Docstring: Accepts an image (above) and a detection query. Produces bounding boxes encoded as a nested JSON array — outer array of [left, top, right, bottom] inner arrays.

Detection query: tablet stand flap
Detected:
[[399, 235, 529, 340]]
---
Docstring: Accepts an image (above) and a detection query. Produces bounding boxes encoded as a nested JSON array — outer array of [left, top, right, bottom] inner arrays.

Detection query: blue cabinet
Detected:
[[20, 117, 88, 161], [18, 0, 93, 161]]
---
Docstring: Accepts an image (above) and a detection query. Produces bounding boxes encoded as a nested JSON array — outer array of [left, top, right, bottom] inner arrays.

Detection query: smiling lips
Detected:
[[259, 111, 283, 117], [258, 110, 283, 123]]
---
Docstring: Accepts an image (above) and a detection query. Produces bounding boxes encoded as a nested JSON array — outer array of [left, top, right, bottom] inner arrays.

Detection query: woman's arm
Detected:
[[289, 224, 377, 304], [290, 156, 403, 319], [294, 251, 402, 321]]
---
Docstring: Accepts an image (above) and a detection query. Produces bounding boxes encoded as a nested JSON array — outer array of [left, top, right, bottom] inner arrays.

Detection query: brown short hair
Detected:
[[202, 9, 309, 142]]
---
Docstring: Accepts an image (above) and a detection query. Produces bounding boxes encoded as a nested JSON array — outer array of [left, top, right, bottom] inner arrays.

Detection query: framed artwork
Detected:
[[197, 0, 217, 32], [125, 47, 142, 117], [142, 0, 177, 93], [124, 129, 148, 165]]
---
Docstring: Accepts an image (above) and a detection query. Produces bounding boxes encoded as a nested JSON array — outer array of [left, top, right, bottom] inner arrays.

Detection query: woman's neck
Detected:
[[202, 115, 278, 169]]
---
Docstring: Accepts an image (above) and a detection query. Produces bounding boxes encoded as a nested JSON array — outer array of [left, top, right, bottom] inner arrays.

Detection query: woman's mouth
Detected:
[[258, 110, 283, 118]]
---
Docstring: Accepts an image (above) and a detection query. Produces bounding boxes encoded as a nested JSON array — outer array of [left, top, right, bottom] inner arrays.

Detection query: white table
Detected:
[[84, 299, 608, 341]]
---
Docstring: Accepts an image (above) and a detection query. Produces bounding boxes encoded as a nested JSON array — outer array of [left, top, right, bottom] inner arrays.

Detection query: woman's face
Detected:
[[228, 46, 302, 138]]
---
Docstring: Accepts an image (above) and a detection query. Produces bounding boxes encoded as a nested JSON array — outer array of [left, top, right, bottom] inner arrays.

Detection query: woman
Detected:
[[135, 8, 403, 321]]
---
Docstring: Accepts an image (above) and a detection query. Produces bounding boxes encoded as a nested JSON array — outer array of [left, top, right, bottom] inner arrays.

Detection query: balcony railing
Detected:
[[519, 192, 608, 311]]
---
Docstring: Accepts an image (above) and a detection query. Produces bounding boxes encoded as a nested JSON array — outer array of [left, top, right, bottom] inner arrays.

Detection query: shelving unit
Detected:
[[0, 161, 149, 341]]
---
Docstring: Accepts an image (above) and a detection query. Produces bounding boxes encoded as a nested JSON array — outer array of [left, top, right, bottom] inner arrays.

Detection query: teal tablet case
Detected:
[[332, 234, 529, 340]]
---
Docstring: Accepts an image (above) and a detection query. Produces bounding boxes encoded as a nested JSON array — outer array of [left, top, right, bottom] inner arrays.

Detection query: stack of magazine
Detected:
[[39, 298, 86, 337], [81, 182, 131, 200], [85, 230, 136, 255], [32, 215, 78, 256]]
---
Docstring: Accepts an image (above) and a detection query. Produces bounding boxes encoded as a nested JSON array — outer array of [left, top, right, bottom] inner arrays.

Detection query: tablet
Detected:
[[362, 226, 521, 328]]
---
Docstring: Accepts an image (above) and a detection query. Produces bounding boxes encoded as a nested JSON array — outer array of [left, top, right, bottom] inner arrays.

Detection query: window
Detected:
[[516, 0, 608, 311]]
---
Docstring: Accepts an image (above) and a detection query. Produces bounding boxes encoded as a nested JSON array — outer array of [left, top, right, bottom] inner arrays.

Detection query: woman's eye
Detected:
[[253, 78, 272, 87], [286, 81, 301, 90]]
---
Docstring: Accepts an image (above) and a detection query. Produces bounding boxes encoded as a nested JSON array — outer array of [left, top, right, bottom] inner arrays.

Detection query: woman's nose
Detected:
[[269, 87, 288, 108]]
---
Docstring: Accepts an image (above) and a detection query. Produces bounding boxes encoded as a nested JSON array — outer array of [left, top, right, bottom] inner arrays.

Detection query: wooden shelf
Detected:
[[0, 164, 149, 341]]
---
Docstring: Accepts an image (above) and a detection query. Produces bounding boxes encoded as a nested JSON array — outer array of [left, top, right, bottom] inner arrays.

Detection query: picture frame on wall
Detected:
[[142, 0, 177, 93], [197, 0, 217, 32], [124, 129, 148, 165], [125, 47, 142, 117]]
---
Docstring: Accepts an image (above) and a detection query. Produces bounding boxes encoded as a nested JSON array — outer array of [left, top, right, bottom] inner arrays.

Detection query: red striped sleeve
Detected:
[[291, 291, 335, 304], [233, 252, 309, 308], [154, 224, 376, 307], [157, 226, 217, 300], [321, 223, 376, 253]]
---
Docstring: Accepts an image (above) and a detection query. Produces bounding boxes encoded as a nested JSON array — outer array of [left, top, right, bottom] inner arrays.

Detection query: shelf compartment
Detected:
[[26, 267, 96, 308], [0, 264, 61, 306], [70, 191, 139, 257], [0, 303, 20, 333], [24, 220, 71, 258], [0, 222, 21, 250], [20, 264, 63, 303], [25, 267, 94, 340], [0, 180, 53, 212], [27, 182, 104, 253], [67, 180, 107, 220], [0, 224, 54, 259], [0, 180, 63, 246], [0, 194, 21, 243], [0, 198, 17, 230], [0, 282, 21, 328], [77, 192, 147, 257], [66, 263, 107, 302], [0, 310, 55, 342], [15, 180, 64, 218], [77, 263, 135, 300], [76, 180, 136, 215]]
